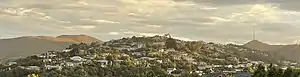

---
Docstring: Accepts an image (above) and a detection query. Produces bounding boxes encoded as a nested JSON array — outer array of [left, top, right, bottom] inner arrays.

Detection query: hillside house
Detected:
[[95, 60, 109, 67], [26, 66, 40, 71], [166, 48, 176, 52], [70, 56, 86, 62], [43, 59, 52, 62], [65, 62, 75, 67], [167, 68, 177, 74], [6, 62, 17, 66], [63, 49, 72, 52], [44, 65, 62, 70]]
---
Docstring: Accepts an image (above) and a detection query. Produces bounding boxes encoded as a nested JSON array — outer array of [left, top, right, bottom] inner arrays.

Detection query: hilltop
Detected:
[[243, 40, 300, 62], [0, 34, 101, 58]]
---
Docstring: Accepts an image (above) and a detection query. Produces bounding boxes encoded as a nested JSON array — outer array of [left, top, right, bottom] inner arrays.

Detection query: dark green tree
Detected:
[[283, 67, 293, 77], [252, 64, 267, 77]]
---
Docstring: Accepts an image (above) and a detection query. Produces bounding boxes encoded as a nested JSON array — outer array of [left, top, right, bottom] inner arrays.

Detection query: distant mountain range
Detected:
[[243, 40, 300, 62], [0, 34, 100, 58], [1, 34, 299, 63]]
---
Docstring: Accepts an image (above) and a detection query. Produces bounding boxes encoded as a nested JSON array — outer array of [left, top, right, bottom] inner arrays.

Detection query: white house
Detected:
[[48, 54, 57, 57], [65, 62, 75, 67], [38, 55, 46, 58], [27, 66, 40, 71], [167, 68, 177, 74], [159, 49, 165, 52], [70, 56, 86, 62], [156, 60, 163, 63], [7, 62, 17, 66], [140, 57, 156, 60], [63, 49, 72, 52], [44, 65, 62, 70], [166, 48, 176, 52], [153, 42, 165, 46], [95, 60, 109, 67], [131, 52, 142, 56], [43, 59, 52, 62]]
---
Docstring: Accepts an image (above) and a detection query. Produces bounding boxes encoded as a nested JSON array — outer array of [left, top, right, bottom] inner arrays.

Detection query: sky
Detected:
[[0, 0, 300, 44]]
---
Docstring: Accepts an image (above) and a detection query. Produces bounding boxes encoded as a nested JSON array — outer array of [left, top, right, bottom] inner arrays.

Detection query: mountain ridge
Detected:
[[0, 34, 101, 58], [243, 40, 300, 62]]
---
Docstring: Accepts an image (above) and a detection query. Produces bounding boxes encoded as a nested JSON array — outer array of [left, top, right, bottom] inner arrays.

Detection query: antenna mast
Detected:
[[252, 27, 256, 40]]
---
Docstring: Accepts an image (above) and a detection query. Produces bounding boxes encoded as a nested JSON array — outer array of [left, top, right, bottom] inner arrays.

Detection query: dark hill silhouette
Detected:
[[243, 40, 300, 62], [0, 34, 100, 58]]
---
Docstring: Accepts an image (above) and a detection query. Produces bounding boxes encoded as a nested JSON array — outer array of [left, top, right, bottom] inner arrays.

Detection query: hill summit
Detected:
[[243, 40, 276, 51]]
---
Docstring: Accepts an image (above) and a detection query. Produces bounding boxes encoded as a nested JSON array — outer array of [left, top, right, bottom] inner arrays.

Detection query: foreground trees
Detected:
[[252, 64, 300, 77]]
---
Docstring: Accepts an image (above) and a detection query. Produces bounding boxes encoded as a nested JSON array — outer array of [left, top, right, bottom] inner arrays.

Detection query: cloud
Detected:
[[1, 0, 300, 44], [95, 20, 120, 24], [145, 25, 162, 28], [80, 19, 120, 24], [108, 32, 120, 35], [63, 26, 96, 30]]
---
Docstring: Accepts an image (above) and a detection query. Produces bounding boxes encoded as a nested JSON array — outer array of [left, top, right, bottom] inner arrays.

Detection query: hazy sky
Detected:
[[0, 0, 300, 44]]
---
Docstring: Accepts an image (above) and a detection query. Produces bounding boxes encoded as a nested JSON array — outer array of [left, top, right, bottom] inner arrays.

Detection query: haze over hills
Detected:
[[243, 40, 300, 62], [0, 34, 101, 58]]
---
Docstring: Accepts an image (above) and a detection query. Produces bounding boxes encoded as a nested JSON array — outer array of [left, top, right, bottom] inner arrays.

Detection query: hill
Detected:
[[0, 35, 293, 77], [0, 34, 100, 58], [243, 40, 300, 62]]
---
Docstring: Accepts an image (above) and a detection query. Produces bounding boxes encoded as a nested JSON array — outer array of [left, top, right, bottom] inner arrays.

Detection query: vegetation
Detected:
[[252, 64, 300, 77]]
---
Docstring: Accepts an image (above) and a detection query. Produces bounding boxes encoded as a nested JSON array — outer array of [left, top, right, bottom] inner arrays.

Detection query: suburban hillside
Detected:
[[0, 35, 296, 77]]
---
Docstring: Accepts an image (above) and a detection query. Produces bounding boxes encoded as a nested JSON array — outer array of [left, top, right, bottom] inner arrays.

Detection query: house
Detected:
[[153, 42, 165, 46], [159, 49, 165, 52], [27, 66, 40, 71], [184, 57, 195, 62], [166, 48, 176, 52], [223, 70, 236, 73], [140, 57, 156, 60], [114, 60, 124, 63], [7, 62, 17, 66], [101, 53, 111, 56], [156, 60, 163, 63], [137, 43, 146, 48], [63, 49, 72, 52], [43, 59, 52, 62], [48, 54, 57, 58], [225, 65, 233, 68], [85, 55, 97, 59], [131, 52, 142, 56], [167, 68, 177, 74], [70, 56, 86, 62], [199, 62, 207, 65], [38, 55, 46, 58], [44, 65, 62, 70], [121, 53, 130, 57], [95, 60, 109, 67], [65, 62, 75, 67]]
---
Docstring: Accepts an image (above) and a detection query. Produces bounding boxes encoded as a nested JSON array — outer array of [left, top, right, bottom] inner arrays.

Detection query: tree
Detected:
[[166, 38, 177, 49], [275, 69, 284, 77], [268, 64, 277, 77], [252, 64, 267, 77], [71, 69, 89, 77], [283, 67, 293, 77]]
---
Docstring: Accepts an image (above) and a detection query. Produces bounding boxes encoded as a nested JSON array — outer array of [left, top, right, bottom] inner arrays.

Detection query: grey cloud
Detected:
[[0, 0, 300, 44]]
